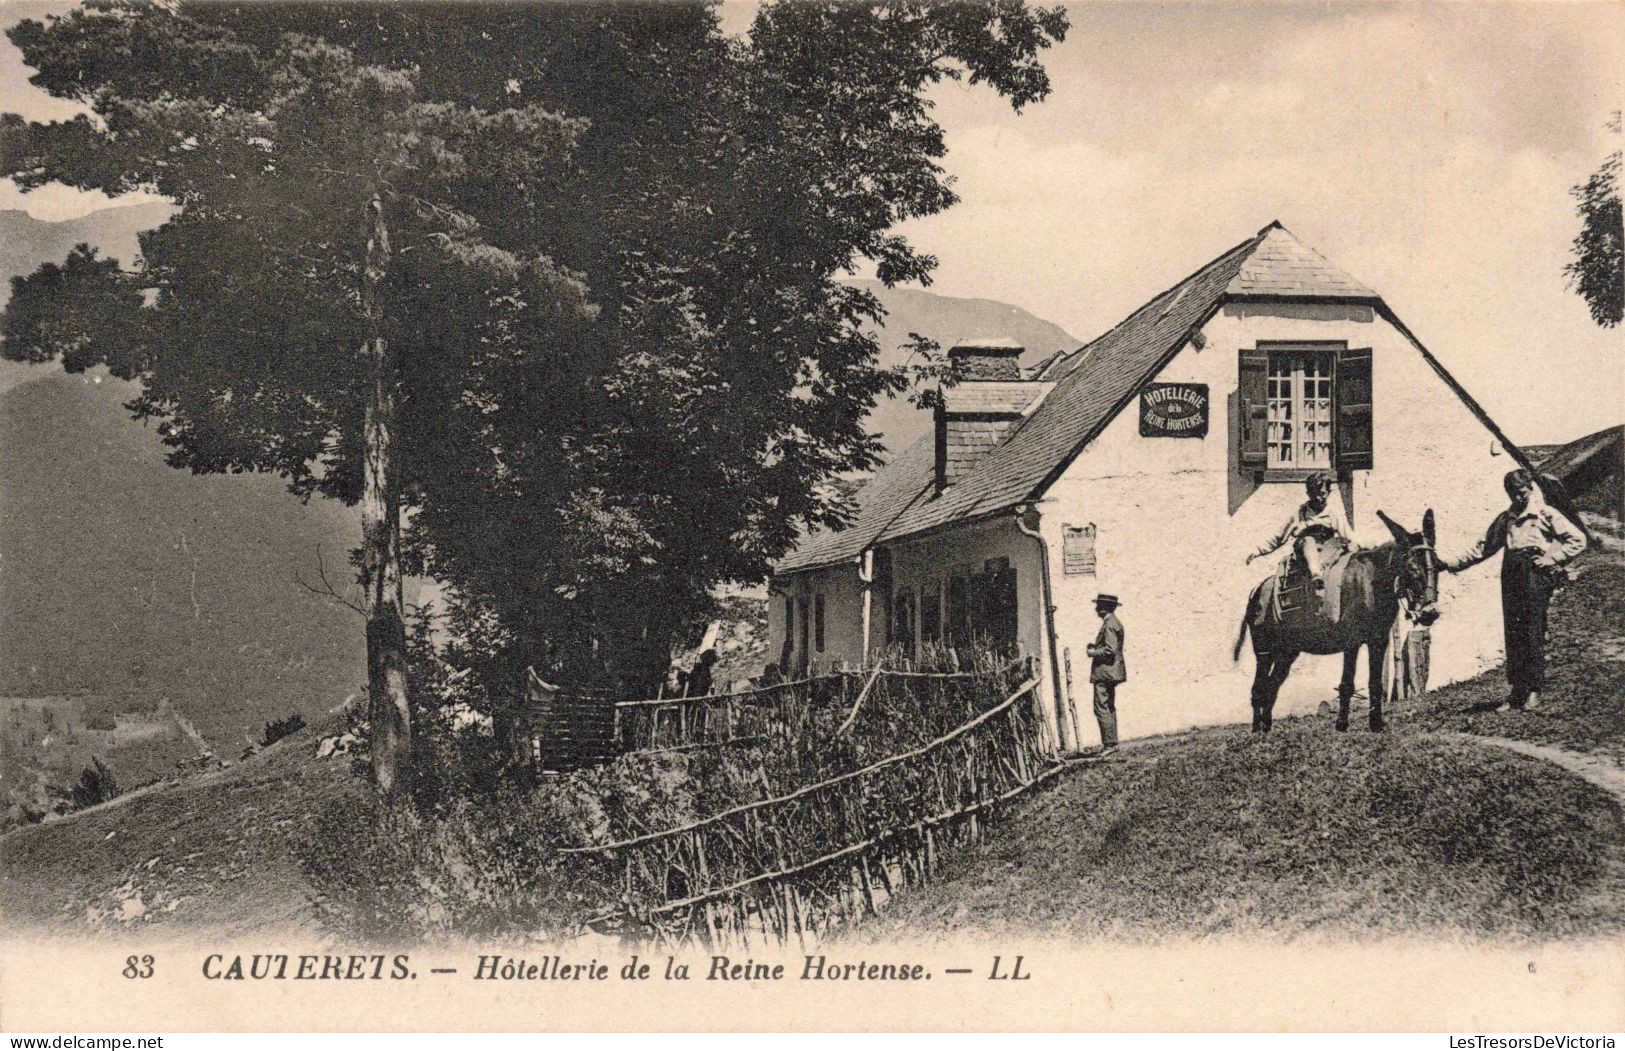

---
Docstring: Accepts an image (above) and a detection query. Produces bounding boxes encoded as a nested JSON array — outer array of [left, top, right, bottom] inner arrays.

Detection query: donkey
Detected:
[[1233, 509, 1441, 733]]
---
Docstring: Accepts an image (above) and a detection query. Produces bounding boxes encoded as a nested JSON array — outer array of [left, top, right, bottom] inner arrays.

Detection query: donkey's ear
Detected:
[[1375, 509, 1411, 545], [1422, 509, 1437, 546]]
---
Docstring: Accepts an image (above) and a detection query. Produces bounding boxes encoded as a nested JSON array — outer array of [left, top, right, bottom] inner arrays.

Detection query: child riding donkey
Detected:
[[1247, 472, 1358, 612]]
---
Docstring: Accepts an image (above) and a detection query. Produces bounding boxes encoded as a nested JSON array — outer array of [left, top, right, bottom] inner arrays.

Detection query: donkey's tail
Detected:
[[1232, 587, 1258, 663]]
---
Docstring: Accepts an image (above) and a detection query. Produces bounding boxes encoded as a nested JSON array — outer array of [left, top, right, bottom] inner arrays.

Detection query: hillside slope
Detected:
[[0, 717, 358, 936], [0, 371, 365, 747], [860, 548, 1625, 942], [1, 202, 366, 764]]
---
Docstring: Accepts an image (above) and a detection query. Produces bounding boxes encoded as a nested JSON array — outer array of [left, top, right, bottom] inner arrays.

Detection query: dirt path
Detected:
[[1456, 732, 1625, 808], [0, 737, 295, 843]]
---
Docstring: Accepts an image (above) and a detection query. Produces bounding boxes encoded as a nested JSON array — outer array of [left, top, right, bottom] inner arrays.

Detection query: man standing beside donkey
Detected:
[[1085, 594, 1127, 757], [1446, 468, 1586, 713]]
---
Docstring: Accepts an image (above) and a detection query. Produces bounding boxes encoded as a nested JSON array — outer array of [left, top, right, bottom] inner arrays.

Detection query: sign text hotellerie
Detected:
[[1139, 383, 1209, 438]]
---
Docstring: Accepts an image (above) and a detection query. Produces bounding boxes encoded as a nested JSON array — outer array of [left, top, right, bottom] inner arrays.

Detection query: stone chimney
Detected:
[[947, 338, 1024, 382], [932, 342, 1050, 493]]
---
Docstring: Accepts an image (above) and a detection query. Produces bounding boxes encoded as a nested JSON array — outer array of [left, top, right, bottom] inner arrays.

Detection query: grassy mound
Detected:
[[862, 721, 1625, 942], [0, 716, 358, 935], [1411, 551, 1625, 762]]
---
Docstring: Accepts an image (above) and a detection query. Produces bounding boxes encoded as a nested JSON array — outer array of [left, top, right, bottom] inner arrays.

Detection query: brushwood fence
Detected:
[[562, 661, 1060, 947], [529, 654, 1028, 773], [612, 672, 853, 756]]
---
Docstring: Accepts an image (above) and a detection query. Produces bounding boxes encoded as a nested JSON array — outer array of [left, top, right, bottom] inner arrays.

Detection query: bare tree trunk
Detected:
[[361, 193, 412, 801]]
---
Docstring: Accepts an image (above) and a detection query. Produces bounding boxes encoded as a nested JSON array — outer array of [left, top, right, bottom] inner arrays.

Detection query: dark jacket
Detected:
[[1088, 613, 1127, 684]]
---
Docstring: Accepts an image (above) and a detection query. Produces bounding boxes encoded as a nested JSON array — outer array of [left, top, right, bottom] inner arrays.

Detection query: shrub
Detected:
[[296, 755, 699, 943], [297, 641, 1032, 941], [49, 756, 120, 812]]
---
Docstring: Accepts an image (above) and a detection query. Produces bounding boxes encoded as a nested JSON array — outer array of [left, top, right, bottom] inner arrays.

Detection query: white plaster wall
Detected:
[[766, 562, 875, 675], [1041, 301, 1512, 743]]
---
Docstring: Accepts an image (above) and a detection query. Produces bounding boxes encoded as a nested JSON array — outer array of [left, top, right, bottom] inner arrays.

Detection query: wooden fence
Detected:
[[612, 672, 854, 756], [529, 656, 1027, 773], [562, 662, 1054, 947]]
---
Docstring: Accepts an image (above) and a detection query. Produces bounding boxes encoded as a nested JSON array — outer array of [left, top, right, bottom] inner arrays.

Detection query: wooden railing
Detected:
[[612, 672, 853, 755]]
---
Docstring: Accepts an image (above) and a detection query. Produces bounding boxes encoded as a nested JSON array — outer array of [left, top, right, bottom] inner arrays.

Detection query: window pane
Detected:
[[1267, 357, 1295, 468], [1265, 350, 1338, 470]]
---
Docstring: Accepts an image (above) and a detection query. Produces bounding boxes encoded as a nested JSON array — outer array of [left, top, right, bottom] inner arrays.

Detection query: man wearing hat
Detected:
[[1085, 594, 1127, 757], [1444, 469, 1586, 712]]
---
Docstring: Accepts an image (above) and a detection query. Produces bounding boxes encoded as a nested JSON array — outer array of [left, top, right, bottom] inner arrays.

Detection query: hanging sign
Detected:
[[1139, 383, 1209, 438]]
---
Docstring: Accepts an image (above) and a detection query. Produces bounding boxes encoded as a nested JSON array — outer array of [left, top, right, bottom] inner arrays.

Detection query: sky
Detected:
[[3, 0, 1621, 442]]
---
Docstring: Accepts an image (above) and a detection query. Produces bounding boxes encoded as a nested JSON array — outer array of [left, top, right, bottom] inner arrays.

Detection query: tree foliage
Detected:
[[2, 2, 1068, 729], [1565, 112, 1622, 329]]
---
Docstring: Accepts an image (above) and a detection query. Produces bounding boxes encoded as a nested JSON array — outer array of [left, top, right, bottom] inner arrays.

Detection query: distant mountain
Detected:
[[0, 203, 173, 303], [2, 202, 368, 753], [0, 370, 366, 749], [850, 279, 1081, 456], [0, 202, 175, 397]]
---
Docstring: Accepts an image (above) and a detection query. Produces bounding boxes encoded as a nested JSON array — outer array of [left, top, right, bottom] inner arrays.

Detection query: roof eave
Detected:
[[1224, 292, 1384, 307], [770, 555, 861, 579]]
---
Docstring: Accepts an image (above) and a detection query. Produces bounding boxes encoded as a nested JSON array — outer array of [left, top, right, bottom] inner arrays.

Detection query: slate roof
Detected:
[[942, 381, 1053, 417], [944, 417, 1020, 488], [774, 221, 1502, 575], [1227, 225, 1378, 299], [776, 432, 938, 574]]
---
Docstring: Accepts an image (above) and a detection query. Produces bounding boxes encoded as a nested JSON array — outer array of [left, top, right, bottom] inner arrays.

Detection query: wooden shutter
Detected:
[[1336, 347, 1373, 471], [1239, 349, 1269, 469], [779, 595, 794, 670], [796, 596, 810, 673]]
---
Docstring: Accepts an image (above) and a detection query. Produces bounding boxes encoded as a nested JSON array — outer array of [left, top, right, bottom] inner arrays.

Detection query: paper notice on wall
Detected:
[[1064, 523, 1097, 576]]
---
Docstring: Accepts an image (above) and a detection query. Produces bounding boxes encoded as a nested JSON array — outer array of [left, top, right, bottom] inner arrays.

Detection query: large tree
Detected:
[[3, 1, 1068, 775], [348, 0, 1072, 697], [2, 4, 594, 797], [1565, 112, 1622, 329]]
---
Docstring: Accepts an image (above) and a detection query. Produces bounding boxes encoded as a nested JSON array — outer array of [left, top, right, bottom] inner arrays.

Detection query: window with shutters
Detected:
[[1239, 343, 1373, 480], [974, 558, 1019, 653], [779, 595, 795, 671], [796, 596, 811, 673], [945, 571, 972, 646]]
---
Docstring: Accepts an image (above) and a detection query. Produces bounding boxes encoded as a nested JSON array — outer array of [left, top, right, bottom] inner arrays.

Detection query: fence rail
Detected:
[[611, 672, 853, 755], [591, 656, 1032, 759], [567, 666, 1050, 946]]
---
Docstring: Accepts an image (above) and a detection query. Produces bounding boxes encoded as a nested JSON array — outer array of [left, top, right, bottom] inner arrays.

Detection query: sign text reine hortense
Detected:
[[1139, 382, 1210, 438]]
